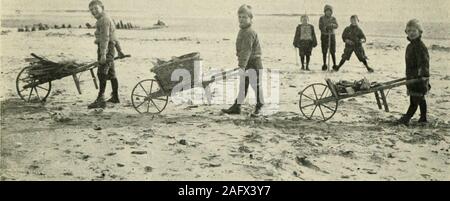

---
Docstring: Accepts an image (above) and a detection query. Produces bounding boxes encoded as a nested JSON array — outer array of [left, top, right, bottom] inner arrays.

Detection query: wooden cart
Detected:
[[130, 52, 240, 114], [16, 53, 130, 102], [298, 77, 420, 121]]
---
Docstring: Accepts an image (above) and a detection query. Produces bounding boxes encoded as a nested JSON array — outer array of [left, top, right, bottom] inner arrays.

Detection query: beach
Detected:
[[1, 1, 450, 181]]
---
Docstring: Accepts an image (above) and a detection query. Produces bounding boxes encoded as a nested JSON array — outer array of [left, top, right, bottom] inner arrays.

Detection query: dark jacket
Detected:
[[342, 25, 366, 46], [293, 24, 317, 48], [319, 15, 338, 35], [405, 36, 431, 96], [236, 25, 262, 68]]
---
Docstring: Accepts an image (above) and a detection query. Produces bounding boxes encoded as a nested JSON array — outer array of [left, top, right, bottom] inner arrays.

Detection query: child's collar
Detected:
[[239, 23, 252, 29], [407, 35, 422, 42]]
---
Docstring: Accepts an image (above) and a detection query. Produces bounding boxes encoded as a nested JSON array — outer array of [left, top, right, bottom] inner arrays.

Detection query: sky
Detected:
[[2, 0, 450, 22]]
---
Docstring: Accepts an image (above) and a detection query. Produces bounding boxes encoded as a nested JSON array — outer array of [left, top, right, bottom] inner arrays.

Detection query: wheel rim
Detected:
[[299, 83, 338, 121], [16, 66, 51, 102], [131, 79, 168, 114]]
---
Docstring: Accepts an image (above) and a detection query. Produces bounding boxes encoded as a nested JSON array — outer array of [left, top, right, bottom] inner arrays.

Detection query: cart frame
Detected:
[[298, 77, 420, 121], [16, 53, 130, 102]]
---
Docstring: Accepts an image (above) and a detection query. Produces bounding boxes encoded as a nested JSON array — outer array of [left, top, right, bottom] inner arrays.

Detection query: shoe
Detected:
[[322, 64, 328, 71], [305, 65, 310, 71], [88, 98, 106, 109], [253, 104, 263, 115], [107, 94, 120, 103], [366, 67, 374, 73], [221, 104, 241, 115], [418, 116, 428, 123], [333, 65, 340, 71], [396, 116, 410, 126], [301, 66, 305, 70]]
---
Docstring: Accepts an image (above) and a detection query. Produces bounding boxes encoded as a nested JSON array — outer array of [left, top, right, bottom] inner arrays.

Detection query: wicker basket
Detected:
[[151, 52, 202, 91]]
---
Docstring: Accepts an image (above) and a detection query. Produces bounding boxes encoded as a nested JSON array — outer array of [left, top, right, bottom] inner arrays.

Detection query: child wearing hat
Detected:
[[319, 4, 338, 71], [397, 19, 431, 125], [333, 15, 374, 73], [221, 4, 264, 116], [293, 15, 317, 71], [87, 0, 123, 109]]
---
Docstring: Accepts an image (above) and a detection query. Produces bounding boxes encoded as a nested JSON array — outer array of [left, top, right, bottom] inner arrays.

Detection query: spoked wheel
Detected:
[[299, 83, 338, 121], [131, 79, 169, 114], [16, 66, 51, 102]]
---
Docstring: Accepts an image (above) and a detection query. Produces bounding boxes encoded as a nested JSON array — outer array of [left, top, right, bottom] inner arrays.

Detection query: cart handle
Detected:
[[81, 54, 131, 69]]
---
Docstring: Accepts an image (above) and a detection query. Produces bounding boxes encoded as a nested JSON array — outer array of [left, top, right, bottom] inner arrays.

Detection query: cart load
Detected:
[[334, 78, 377, 95], [24, 54, 90, 83], [151, 52, 202, 91]]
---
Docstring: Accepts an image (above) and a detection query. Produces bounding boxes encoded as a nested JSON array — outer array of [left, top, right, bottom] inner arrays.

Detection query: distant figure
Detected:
[[62, 24, 66, 28], [221, 4, 264, 116], [54, 25, 59, 29], [293, 15, 317, 71], [31, 26, 36, 31], [18, 27, 24, 32], [25, 26, 30, 32], [319, 4, 338, 71], [68, 24, 72, 28], [79, 25, 82, 28], [155, 20, 166, 26], [86, 23, 92, 29], [397, 19, 430, 126], [334, 15, 374, 73]]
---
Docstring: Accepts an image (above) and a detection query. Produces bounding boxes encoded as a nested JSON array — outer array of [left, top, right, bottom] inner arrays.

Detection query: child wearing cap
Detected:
[[319, 4, 338, 71], [87, 0, 123, 109], [293, 15, 317, 71], [221, 4, 264, 116], [397, 19, 431, 126], [333, 15, 374, 73]]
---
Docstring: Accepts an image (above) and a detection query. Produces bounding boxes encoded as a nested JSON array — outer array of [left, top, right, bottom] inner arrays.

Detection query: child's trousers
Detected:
[[405, 95, 427, 119]]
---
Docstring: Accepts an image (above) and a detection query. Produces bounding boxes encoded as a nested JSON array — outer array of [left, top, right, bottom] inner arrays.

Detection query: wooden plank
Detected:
[[380, 90, 389, 112], [204, 85, 212, 105], [325, 79, 339, 99], [90, 69, 98, 89], [374, 91, 382, 110], [72, 74, 82, 94]]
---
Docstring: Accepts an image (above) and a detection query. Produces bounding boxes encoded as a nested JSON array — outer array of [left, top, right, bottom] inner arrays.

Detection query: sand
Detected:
[[1, 20, 450, 181]]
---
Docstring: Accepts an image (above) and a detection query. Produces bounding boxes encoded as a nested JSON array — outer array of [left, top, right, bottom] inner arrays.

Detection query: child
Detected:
[[87, 0, 122, 109], [333, 15, 374, 72], [397, 19, 430, 126], [293, 15, 317, 70], [319, 4, 338, 71], [221, 4, 264, 116]]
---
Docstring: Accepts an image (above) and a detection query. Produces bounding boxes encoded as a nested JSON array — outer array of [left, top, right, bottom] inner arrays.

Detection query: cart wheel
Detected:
[[299, 83, 338, 121], [16, 66, 51, 102], [131, 79, 169, 114]]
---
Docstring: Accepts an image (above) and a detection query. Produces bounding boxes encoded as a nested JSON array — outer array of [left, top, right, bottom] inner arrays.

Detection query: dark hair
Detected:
[[89, 0, 104, 9], [238, 4, 253, 19], [350, 15, 359, 22]]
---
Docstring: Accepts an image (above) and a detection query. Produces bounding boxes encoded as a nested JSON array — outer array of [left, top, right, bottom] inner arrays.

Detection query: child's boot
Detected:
[[88, 95, 106, 109], [221, 103, 241, 115], [396, 115, 411, 126], [107, 92, 120, 103]]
